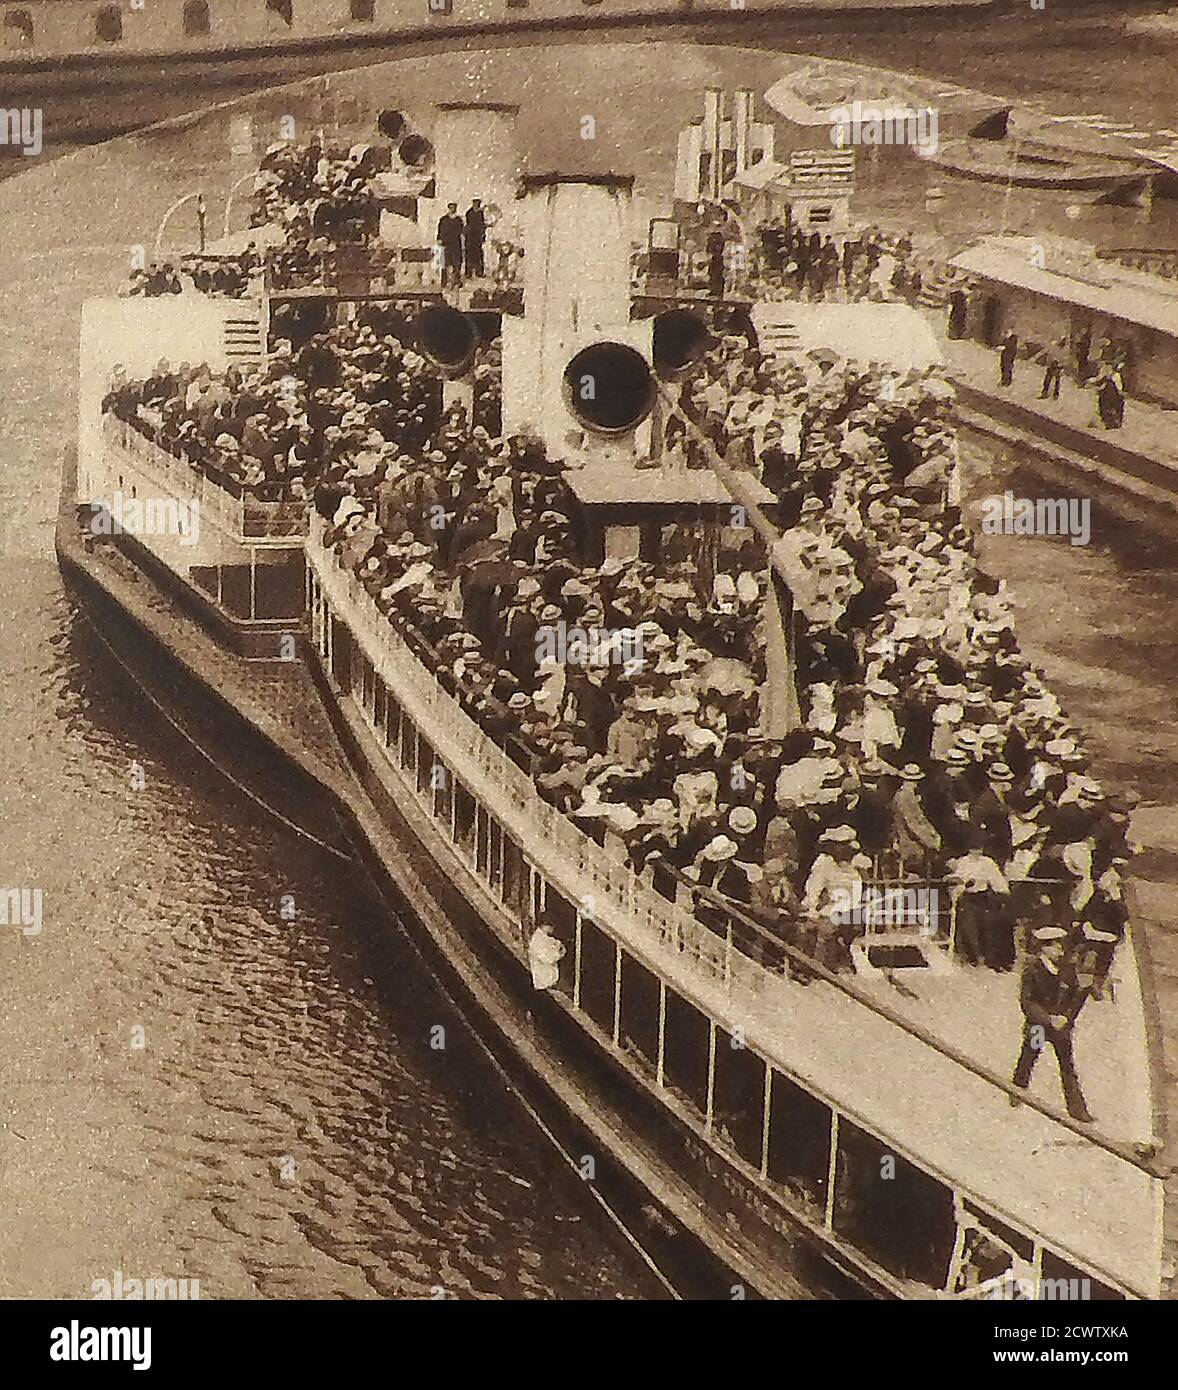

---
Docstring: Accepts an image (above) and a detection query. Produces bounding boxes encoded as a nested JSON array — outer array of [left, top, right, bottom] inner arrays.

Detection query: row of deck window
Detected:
[[308, 570, 1121, 1299]]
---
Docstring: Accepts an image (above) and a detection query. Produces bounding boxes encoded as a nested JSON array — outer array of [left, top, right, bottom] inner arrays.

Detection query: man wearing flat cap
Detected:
[[1011, 931, 1094, 1123]]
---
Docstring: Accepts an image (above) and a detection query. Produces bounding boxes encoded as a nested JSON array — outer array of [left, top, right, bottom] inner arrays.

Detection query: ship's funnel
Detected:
[[414, 304, 479, 376], [518, 172, 635, 328], [563, 342, 655, 433], [501, 172, 652, 459], [653, 309, 712, 377], [432, 101, 521, 235]]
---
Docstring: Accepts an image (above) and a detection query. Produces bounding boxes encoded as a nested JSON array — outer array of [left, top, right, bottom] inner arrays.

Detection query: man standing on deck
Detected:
[[1010, 929, 1094, 1123], [464, 199, 486, 280], [437, 203, 465, 290]]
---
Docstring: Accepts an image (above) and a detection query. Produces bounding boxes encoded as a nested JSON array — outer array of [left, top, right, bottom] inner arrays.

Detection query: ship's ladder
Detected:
[[221, 297, 267, 367]]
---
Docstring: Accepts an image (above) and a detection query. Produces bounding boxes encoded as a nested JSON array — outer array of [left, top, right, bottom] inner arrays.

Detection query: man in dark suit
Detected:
[[437, 202, 464, 289], [998, 330, 1018, 388], [464, 199, 486, 279], [1011, 934, 1094, 1122]]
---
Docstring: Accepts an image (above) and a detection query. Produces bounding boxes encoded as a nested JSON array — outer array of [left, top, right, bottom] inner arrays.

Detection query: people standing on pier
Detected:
[[437, 202, 465, 290], [1038, 336, 1066, 401], [998, 331, 1018, 389], [1074, 321, 1093, 382], [1095, 365, 1125, 429]]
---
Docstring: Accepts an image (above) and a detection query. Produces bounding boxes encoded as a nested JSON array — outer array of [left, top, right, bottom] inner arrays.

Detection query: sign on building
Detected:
[[789, 149, 857, 194]]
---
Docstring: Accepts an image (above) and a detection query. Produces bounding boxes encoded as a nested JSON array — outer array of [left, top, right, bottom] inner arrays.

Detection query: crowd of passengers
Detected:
[[101, 315, 504, 504], [747, 221, 924, 305], [100, 137, 1131, 1067], [123, 140, 378, 301], [669, 334, 1129, 994], [124, 252, 260, 299], [102, 356, 318, 501], [280, 314, 1131, 1017]]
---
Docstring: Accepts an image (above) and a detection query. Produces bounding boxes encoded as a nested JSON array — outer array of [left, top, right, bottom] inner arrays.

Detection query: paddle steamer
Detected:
[[57, 103, 1173, 1301]]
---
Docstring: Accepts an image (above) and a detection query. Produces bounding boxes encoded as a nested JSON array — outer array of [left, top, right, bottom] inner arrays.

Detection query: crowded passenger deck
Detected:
[[54, 18, 1178, 1290], [90, 119, 1150, 1145]]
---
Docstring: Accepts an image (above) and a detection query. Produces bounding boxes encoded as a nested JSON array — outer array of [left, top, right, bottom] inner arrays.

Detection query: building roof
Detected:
[[753, 302, 944, 373], [950, 234, 1178, 339]]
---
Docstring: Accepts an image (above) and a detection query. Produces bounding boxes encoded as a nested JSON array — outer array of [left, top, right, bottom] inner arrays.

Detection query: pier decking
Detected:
[[946, 337, 1178, 531]]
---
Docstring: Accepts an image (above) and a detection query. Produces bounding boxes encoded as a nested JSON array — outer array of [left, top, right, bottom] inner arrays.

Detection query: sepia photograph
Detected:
[[0, 0, 1173, 1362]]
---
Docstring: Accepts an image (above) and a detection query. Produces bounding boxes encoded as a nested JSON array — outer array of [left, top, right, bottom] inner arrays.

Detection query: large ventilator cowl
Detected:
[[652, 309, 712, 377], [376, 109, 435, 171], [414, 304, 480, 376], [563, 341, 655, 433]]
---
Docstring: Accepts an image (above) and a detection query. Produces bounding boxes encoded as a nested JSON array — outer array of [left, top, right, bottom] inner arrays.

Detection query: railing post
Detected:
[[825, 1111, 840, 1231], [760, 1067, 772, 1179]]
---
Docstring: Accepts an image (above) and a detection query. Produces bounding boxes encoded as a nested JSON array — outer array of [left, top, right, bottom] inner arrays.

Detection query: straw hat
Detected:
[[821, 824, 858, 843]]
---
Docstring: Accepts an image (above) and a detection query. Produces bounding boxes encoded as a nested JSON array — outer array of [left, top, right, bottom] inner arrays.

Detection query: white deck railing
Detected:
[[100, 414, 306, 546], [306, 516, 747, 993]]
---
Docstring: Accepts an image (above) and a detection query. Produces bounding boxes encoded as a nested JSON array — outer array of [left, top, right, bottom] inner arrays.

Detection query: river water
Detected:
[[2, 37, 1177, 1300]]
